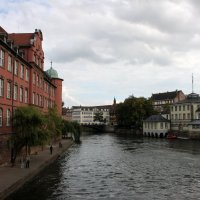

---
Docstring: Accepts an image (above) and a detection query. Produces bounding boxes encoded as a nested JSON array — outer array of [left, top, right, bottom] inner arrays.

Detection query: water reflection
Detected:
[[6, 133, 200, 200]]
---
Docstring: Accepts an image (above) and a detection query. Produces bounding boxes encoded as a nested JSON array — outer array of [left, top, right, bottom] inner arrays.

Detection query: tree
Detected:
[[12, 106, 46, 162], [62, 120, 82, 143], [93, 111, 104, 123], [44, 107, 63, 143], [116, 95, 157, 128]]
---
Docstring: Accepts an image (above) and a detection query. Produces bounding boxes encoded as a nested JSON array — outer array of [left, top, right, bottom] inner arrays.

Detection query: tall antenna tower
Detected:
[[192, 73, 194, 93]]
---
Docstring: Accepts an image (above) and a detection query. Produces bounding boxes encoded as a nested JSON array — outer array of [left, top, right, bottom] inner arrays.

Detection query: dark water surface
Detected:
[[7, 133, 200, 200]]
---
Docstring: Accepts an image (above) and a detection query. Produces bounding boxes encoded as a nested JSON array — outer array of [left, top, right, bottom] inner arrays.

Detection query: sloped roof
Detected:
[[8, 33, 33, 46], [144, 114, 170, 122], [151, 90, 181, 101], [175, 93, 200, 104], [0, 26, 7, 34]]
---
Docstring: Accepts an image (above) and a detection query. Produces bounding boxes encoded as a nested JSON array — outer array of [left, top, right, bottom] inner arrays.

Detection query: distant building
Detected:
[[151, 90, 185, 112], [71, 105, 111, 125], [109, 97, 117, 125], [143, 114, 170, 138], [62, 107, 72, 121], [170, 92, 200, 138]]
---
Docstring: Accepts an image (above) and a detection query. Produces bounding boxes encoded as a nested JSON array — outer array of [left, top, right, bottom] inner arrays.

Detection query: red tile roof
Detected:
[[8, 33, 33, 46]]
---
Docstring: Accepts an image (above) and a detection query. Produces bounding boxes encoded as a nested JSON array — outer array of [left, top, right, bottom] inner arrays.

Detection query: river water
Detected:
[[6, 133, 200, 200]]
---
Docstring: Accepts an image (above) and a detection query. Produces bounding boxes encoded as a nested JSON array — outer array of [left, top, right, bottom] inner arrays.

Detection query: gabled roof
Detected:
[[151, 90, 181, 101], [8, 33, 33, 46], [144, 114, 170, 122], [0, 26, 7, 34], [174, 93, 200, 104]]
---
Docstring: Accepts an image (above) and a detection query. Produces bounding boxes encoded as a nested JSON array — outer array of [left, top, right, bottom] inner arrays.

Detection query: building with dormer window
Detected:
[[0, 26, 63, 164]]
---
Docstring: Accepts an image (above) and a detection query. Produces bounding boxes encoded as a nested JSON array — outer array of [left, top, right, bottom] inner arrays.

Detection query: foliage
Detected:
[[44, 107, 63, 142], [12, 106, 45, 161], [116, 95, 157, 128], [11, 106, 63, 163], [93, 111, 104, 123], [62, 120, 82, 143]]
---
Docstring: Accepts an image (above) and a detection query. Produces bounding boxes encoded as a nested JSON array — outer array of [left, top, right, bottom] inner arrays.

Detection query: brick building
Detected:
[[0, 27, 63, 164]]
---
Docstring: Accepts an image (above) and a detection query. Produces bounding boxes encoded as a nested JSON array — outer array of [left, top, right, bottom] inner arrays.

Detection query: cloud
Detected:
[[1, 0, 200, 107]]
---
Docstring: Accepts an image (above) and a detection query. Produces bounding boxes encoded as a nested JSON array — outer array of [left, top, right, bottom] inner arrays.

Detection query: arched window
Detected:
[[6, 109, 11, 126], [0, 108, 2, 127]]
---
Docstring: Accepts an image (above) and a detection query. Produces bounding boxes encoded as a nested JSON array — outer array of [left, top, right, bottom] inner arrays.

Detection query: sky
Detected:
[[1, 0, 200, 107]]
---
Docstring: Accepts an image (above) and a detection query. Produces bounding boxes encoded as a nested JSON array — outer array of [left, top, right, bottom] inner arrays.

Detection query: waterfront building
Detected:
[[71, 105, 111, 125], [0, 26, 63, 164], [62, 107, 72, 121], [151, 90, 185, 112], [143, 114, 170, 138], [170, 92, 200, 138]]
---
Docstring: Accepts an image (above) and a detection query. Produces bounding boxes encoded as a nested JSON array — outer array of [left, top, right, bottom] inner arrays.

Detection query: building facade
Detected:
[[71, 105, 111, 125], [143, 115, 170, 138], [170, 92, 200, 137], [151, 90, 185, 112], [0, 27, 63, 164]]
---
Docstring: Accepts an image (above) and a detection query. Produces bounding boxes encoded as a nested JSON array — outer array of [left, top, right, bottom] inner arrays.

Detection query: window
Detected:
[[6, 109, 11, 126], [160, 122, 163, 129], [183, 105, 185, 111], [14, 60, 18, 75], [187, 105, 190, 110], [20, 87, 23, 102], [0, 108, 2, 127], [8, 55, 12, 72], [20, 65, 24, 79], [36, 94, 39, 105], [7, 82, 11, 99], [187, 113, 190, 119], [25, 89, 28, 103], [33, 73, 36, 85], [175, 106, 177, 111], [0, 79, 3, 97], [25, 68, 29, 81], [32, 92, 35, 104], [183, 113, 186, 120], [14, 85, 18, 100], [179, 106, 181, 111], [36, 75, 39, 86], [0, 49, 5, 67], [39, 95, 42, 106]]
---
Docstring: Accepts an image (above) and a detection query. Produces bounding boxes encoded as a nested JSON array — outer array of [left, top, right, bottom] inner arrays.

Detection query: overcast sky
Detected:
[[1, 0, 200, 107]]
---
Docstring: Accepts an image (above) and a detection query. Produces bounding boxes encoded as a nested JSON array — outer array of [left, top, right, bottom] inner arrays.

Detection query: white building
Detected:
[[170, 92, 200, 137], [71, 106, 111, 125], [143, 114, 170, 138]]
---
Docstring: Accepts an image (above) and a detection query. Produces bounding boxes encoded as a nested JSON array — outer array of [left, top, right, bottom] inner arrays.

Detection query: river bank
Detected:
[[0, 139, 74, 200]]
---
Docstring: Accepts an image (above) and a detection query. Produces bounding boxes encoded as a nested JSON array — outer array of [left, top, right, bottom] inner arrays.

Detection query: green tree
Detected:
[[93, 111, 104, 123], [12, 106, 46, 162], [44, 107, 63, 143], [116, 95, 157, 128], [62, 120, 82, 143]]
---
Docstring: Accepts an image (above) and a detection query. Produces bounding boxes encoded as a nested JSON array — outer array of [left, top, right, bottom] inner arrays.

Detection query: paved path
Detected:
[[0, 139, 74, 200]]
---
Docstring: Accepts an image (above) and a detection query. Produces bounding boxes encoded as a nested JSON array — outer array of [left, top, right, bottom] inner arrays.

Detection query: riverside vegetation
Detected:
[[11, 106, 81, 164]]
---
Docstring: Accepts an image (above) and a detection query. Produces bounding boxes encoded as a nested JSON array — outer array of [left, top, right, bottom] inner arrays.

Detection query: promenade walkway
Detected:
[[0, 139, 74, 200]]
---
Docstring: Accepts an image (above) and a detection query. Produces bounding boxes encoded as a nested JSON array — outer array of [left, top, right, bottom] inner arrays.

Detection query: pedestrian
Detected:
[[50, 145, 53, 154], [26, 155, 30, 168]]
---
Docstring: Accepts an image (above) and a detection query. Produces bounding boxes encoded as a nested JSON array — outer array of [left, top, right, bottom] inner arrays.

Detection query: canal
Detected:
[[6, 133, 200, 200]]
